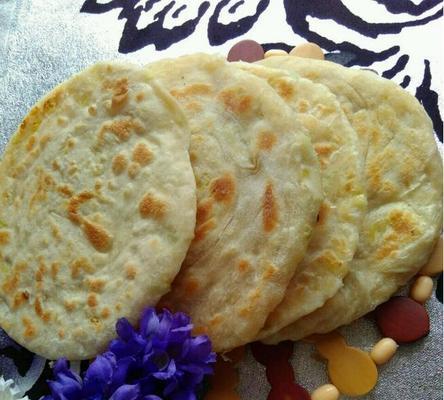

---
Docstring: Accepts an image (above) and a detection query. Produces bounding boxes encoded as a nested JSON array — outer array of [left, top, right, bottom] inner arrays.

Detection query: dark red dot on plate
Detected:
[[375, 296, 430, 343], [227, 40, 264, 62], [266, 357, 295, 386], [251, 340, 294, 365]]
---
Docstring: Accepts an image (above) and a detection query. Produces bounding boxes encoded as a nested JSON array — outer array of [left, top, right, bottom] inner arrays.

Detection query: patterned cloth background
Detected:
[[0, 1, 442, 399]]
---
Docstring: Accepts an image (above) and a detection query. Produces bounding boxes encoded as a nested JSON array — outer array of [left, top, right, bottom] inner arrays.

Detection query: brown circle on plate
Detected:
[[375, 296, 430, 343], [227, 40, 264, 62]]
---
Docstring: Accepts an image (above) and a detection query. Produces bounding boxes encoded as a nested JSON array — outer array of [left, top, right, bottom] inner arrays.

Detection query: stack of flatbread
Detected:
[[0, 53, 441, 360]]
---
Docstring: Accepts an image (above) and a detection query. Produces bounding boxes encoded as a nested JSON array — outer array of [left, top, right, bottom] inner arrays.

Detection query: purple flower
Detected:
[[44, 308, 216, 400]]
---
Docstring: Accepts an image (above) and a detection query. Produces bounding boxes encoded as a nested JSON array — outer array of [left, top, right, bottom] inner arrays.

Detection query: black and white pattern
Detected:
[[79, 0, 443, 141]]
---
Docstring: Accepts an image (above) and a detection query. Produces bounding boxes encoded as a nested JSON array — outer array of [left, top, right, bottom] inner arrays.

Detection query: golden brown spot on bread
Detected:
[[42, 90, 61, 114], [376, 241, 398, 260], [2, 262, 27, 293], [89, 279, 106, 292], [314, 251, 344, 274], [57, 116, 68, 126], [238, 260, 250, 273], [39, 134, 52, 148], [2, 271, 20, 294], [132, 143, 152, 166], [51, 262, 60, 280], [263, 183, 278, 233], [297, 99, 310, 113], [218, 89, 252, 115], [209, 315, 222, 327], [194, 219, 216, 242], [0, 231, 10, 246], [64, 300, 76, 312], [104, 78, 128, 96], [210, 174, 236, 203], [170, 83, 212, 99], [139, 194, 167, 219], [112, 153, 128, 175], [67, 192, 94, 224], [35, 261, 46, 290], [115, 303, 122, 312], [26, 135, 36, 152], [34, 297, 43, 317], [128, 162, 141, 179], [34, 297, 50, 322], [94, 181, 103, 195], [249, 289, 261, 303], [90, 317, 102, 331], [257, 131, 277, 151], [70, 257, 94, 279], [22, 317, 36, 338], [58, 329, 65, 339], [125, 265, 137, 280], [317, 202, 330, 226], [239, 307, 251, 318], [136, 92, 144, 102], [64, 137, 76, 151], [30, 171, 55, 209], [101, 308, 111, 319], [103, 77, 129, 115], [68, 164, 78, 176], [87, 293, 98, 307], [57, 185, 73, 198], [274, 79, 295, 100], [389, 210, 418, 237], [262, 264, 278, 280], [88, 105, 97, 116], [13, 291, 29, 309], [110, 92, 128, 114], [315, 144, 334, 158], [185, 101, 203, 113], [98, 118, 144, 144], [52, 160, 60, 171], [51, 224, 61, 241], [82, 220, 113, 253], [196, 199, 213, 226]]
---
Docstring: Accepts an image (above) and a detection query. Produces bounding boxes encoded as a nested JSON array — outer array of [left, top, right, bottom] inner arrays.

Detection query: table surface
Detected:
[[0, 1, 442, 399]]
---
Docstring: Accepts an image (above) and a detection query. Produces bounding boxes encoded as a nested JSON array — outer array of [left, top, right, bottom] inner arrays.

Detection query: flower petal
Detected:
[[152, 359, 176, 380], [109, 383, 140, 400], [83, 354, 115, 395], [116, 318, 135, 341], [140, 308, 160, 338], [53, 359, 82, 383], [109, 356, 136, 393], [157, 309, 173, 339], [171, 312, 191, 330], [47, 378, 82, 400]]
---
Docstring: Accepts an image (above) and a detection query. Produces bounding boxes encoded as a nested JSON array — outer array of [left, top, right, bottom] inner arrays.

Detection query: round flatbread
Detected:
[[259, 56, 443, 343], [235, 63, 366, 339], [0, 61, 197, 359], [147, 54, 323, 352]]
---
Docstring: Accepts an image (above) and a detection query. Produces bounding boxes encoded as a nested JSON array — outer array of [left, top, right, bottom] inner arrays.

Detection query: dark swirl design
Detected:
[[80, 0, 443, 141], [80, 0, 211, 52]]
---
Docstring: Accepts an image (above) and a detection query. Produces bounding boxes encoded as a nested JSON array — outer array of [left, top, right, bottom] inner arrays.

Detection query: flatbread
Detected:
[[235, 63, 366, 339], [259, 56, 443, 342], [148, 54, 323, 352], [0, 61, 197, 359]]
